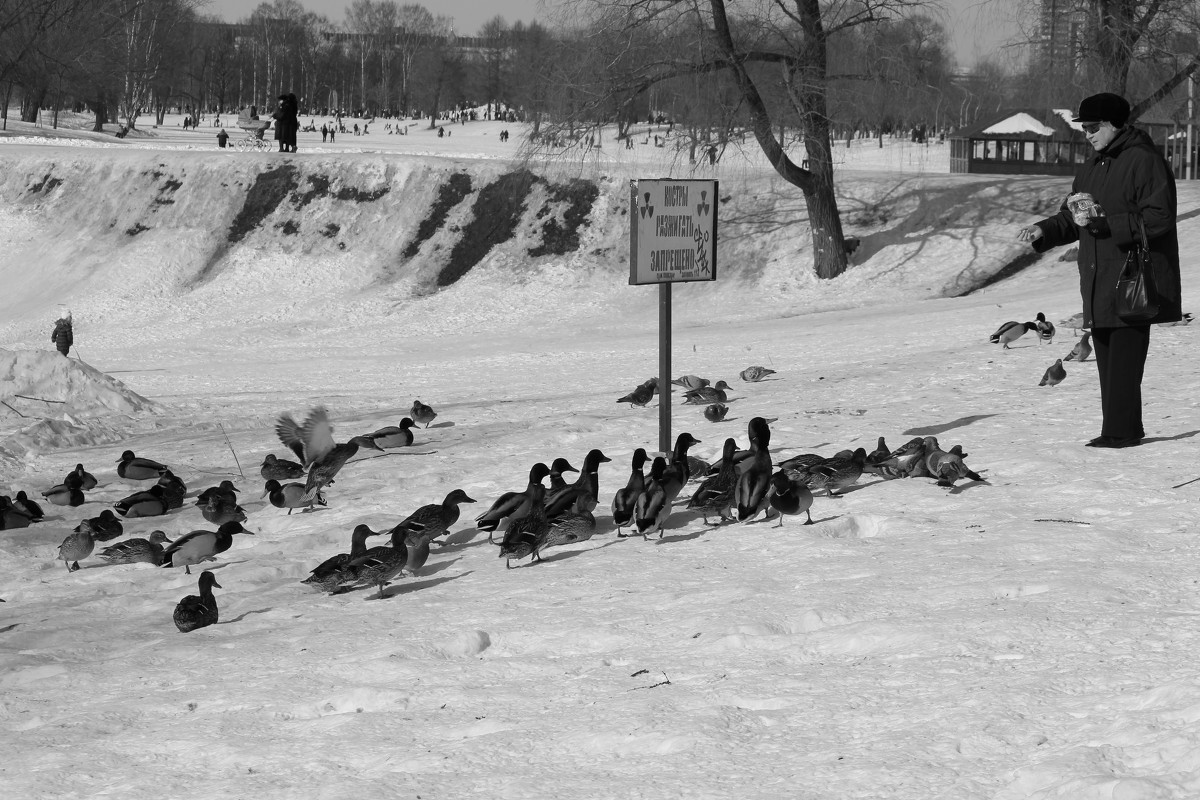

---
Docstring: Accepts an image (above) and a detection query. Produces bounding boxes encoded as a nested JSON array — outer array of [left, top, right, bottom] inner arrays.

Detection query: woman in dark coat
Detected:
[[1020, 92, 1182, 448], [273, 93, 299, 153]]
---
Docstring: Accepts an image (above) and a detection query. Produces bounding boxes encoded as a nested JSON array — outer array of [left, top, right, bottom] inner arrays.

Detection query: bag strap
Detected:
[[1134, 214, 1150, 250]]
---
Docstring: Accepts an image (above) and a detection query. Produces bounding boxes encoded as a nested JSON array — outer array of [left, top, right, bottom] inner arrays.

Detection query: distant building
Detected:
[[1038, 0, 1089, 78]]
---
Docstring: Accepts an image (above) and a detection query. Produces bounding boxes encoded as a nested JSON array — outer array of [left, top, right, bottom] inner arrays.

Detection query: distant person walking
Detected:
[[51, 311, 73, 356], [217, 129, 228, 148], [273, 93, 299, 153], [1018, 92, 1182, 449]]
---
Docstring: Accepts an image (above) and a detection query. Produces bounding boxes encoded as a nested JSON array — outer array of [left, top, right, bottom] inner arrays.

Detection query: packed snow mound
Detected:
[[0, 349, 154, 415]]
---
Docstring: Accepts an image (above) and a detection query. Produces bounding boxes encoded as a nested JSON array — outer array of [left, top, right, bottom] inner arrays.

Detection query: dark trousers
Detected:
[[1091, 325, 1150, 439]]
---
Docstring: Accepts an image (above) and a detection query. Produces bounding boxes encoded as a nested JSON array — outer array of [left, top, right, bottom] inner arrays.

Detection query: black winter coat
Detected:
[[1033, 126, 1182, 328]]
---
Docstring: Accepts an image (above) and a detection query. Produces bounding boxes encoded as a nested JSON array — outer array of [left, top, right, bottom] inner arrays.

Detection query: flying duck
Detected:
[[276, 406, 383, 504]]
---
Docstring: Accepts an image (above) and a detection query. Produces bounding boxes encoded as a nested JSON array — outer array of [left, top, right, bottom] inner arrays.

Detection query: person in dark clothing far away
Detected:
[[51, 311, 73, 356], [1019, 92, 1183, 449]]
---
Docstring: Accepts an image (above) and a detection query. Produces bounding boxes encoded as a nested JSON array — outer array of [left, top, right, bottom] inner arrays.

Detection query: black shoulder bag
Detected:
[[1115, 215, 1160, 323]]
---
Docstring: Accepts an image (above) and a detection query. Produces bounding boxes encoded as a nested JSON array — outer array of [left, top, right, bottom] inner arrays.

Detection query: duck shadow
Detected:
[[0, 622, 19, 634], [541, 539, 621, 563], [222, 607, 272, 624], [438, 528, 488, 550], [946, 480, 989, 496], [374, 571, 471, 600], [903, 415, 998, 437], [427, 421, 455, 429], [415, 557, 461, 577]]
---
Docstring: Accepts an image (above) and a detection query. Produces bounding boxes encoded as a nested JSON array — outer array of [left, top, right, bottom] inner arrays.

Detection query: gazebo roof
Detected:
[[953, 108, 1080, 141]]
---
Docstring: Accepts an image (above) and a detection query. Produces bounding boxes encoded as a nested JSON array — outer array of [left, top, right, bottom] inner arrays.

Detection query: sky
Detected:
[[201, 0, 1022, 66]]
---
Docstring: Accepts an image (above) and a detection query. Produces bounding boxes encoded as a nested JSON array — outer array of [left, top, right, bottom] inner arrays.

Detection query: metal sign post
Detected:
[[629, 178, 718, 454]]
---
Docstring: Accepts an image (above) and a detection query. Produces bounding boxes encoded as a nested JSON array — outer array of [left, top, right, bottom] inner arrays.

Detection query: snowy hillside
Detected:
[[0, 116, 1198, 800]]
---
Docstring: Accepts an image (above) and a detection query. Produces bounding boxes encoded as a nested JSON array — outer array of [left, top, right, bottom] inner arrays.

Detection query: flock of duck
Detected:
[[2, 389, 987, 632], [988, 311, 1093, 387]]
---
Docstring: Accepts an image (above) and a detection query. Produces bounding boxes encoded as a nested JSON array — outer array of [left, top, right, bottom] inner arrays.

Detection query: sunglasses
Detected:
[[1081, 122, 1103, 134]]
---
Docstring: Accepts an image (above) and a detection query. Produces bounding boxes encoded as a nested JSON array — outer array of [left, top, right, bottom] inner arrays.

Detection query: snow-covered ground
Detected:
[[0, 112, 1197, 800]]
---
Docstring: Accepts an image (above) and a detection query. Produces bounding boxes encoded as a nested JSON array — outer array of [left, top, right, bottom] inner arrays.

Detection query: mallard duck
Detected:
[[499, 484, 550, 568], [672, 375, 709, 390], [42, 472, 85, 507], [704, 403, 729, 422], [0, 496, 34, 530], [114, 484, 169, 518], [804, 448, 867, 497], [410, 400, 437, 428], [1035, 312, 1056, 343], [368, 418, 416, 449], [301, 524, 383, 591], [156, 470, 188, 510], [116, 450, 169, 481], [545, 448, 611, 519], [56, 528, 95, 571], [77, 509, 124, 541], [1040, 359, 1066, 386], [392, 488, 476, 550], [739, 366, 775, 382], [475, 462, 551, 541], [635, 457, 671, 539], [69, 463, 98, 491], [260, 453, 306, 481], [923, 437, 984, 488], [611, 448, 649, 535], [687, 438, 739, 524], [542, 508, 597, 551], [683, 380, 730, 405], [199, 492, 247, 525], [660, 432, 701, 504], [173, 571, 221, 632], [735, 417, 774, 522], [767, 471, 814, 526], [12, 491, 44, 522], [160, 521, 254, 574], [547, 457, 579, 493], [990, 320, 1037, 349], [334, 526, 410, 596], [196, 480, 238, 506], [262, 479, 323, 514], [1064, 331, 1092, 362], [616, 383, 654, 408], [99, 530, 172, 565], [276, 406, 383, 504]]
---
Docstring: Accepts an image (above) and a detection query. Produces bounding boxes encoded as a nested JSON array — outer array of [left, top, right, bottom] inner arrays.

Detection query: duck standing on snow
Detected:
[[301, 524, 383, 592], [499, 484, 551, 568], [475, 462, 551, 542], [803, 448, 868, 497], [1035, 312, 1056, 343], [392, 488, 476, 552], [611, 448, 649, 536], [547, 457, 579, 494], [275, 406, 384, 504], [990, 320, 1038, 349], [173, 571, 221, 633], [333, 526, 411, 596], [739, 366, 775, 382], [114, 484, 169, 518], [1040, 359, 1067, 387], [367, 418, 417, 449], [545, 449, 611, 519], [659, 432, 701, 506], [1064, 331, 1092, 362], [687, 438, 739, 524], [262, 479, 324, 514], [56, 528, 95, 571], [734, 417, 774, 522], [116, 450, 170, 481], [160, 521, 254, 574], [260, 453, 306, 482], [767, 471, 815, 526], [634, 457, 671, 539], [410, 400, 437, 428], [99, 530, 172, 565]]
